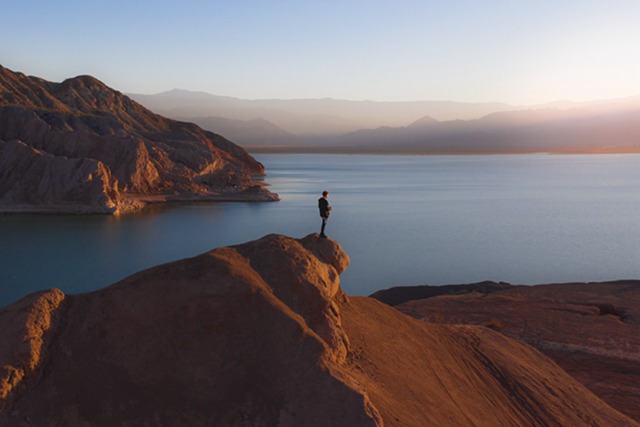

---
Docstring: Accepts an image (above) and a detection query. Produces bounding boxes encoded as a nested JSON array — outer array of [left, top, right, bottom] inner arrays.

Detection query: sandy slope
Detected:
[[387, 281, 640, 422], [0, 236, 636, 426]]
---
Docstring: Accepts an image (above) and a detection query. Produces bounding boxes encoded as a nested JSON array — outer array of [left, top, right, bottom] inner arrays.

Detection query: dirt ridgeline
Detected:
[[0, 235, 636, 426], [375, 281, 640, 422]]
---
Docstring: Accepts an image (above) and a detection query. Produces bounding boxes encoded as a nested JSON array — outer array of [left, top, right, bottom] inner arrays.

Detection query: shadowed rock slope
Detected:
[[0, 236, 636, 426], [375, 281, 640, 422], [0, 65, 277, 214]]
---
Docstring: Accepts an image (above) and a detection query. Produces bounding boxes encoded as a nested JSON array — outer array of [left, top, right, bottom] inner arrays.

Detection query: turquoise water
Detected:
[[2, 154, 640, 307]]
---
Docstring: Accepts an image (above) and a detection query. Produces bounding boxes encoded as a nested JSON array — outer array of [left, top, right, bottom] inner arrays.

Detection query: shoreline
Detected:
[[0, 187, 279, 216]]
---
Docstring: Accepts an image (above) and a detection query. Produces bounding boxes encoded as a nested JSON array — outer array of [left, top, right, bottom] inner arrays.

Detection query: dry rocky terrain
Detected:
[[373, 281, 640, 422], [0, 65, 277, 214], [1, 236, 636, 426]]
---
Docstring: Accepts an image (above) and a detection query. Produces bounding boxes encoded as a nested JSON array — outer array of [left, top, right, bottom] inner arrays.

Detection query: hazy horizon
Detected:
[[127, 86, 640, 150], [3, 1, 640, 106], [132, 87, 640, 107]]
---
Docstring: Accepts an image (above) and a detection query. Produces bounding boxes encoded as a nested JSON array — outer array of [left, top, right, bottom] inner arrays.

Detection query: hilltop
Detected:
[[0, 66, 277, 214], [0, 235, 635, 426]]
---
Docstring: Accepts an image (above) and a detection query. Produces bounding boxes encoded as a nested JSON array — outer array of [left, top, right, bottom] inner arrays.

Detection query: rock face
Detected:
[[377, 281, 640, 422], [0, 140, 123, 213], [0, 236, 637, 426], [0, 65, 277, 214]]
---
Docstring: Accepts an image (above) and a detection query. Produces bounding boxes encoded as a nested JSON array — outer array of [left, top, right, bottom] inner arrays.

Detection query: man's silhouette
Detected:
[[318, 190, 332, 238]]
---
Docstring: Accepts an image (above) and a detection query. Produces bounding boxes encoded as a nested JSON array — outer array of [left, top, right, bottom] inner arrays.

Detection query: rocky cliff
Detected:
[[374, 281, 640, 422], [0, 235, 636, 426], [0, 65, 277, 214]]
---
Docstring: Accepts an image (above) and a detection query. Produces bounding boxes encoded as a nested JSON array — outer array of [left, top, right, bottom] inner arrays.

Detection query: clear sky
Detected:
[[2, 0, 640, 104]]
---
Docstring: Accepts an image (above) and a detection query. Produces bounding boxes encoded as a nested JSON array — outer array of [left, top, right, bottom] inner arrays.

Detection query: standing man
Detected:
[[318, 190, 332, 238]]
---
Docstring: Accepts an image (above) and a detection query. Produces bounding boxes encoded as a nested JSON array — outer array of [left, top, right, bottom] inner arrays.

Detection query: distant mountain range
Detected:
[[333, 105, 640, 154], [130, 89, 516, 132], [130, 89, 640, 154]]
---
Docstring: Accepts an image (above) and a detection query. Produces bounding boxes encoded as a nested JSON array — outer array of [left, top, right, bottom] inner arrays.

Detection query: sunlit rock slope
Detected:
[[373, 280, 640, 422], [0, 236, 635, 426]]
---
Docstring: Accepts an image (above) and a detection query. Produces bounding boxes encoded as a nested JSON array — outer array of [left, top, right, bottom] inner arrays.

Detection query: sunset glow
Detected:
[[2, 0, 640, 104]]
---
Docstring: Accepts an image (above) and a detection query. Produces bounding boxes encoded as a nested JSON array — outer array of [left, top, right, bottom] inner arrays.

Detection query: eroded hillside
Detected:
[[1, 235, 635, 426], [0, 65, 277, 214]]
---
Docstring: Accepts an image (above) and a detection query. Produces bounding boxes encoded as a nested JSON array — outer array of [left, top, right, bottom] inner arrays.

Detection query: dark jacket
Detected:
[[318, 197, 331, 218]]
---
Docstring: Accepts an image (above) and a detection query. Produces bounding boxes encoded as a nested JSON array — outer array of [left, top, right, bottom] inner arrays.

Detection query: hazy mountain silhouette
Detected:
[[130, 90, 363, 135], [129, 90, 516, 134], [131, 89, 640, 154], [188, 116, 298, 146], [332, 105, 640, 154]]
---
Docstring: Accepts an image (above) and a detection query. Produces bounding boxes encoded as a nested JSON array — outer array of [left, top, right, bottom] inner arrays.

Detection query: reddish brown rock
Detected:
[[0, 236, 636, 426], [0, 289, 65, 407], [384, 281, 640, 422], [0, 65, 277, 214], [0, 140, 134, 213]]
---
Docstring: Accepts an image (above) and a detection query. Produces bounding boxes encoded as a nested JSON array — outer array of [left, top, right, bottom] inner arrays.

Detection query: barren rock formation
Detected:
[[0, 289, 65, 405], [0, 65, 277, 213], [0, 236, 636, 426], [0, 140, 129, 213], [377, 281, 640, 422]]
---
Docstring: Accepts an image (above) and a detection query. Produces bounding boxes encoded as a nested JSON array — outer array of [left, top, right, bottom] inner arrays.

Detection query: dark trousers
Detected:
[[320, 216, 328, 235]]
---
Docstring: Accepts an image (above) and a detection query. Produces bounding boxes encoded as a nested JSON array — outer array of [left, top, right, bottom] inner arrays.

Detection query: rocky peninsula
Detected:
[[0, 65, 277, 214], [1, 235, 636, 426]]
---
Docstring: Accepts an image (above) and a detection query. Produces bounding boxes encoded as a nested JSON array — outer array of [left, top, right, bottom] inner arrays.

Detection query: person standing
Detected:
[[318, 190, 332, 238]]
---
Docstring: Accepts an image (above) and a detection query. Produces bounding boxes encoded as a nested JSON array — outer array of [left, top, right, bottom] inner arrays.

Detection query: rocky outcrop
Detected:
[[0, 140, 134, 213], [0, 65, 277, 214], [0, 236, 636, 426], [0, 289, 65, 406], [380, 281, 640, 422]]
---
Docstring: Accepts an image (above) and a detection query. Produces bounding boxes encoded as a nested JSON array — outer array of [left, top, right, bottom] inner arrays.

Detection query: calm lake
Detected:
[[2, 153, 640, 307]]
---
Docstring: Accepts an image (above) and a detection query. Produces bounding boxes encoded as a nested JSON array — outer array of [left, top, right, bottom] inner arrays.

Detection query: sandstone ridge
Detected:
[[374, 281, 640, 422], [0, 235, 636, 426], [0, 65, 277, 214]]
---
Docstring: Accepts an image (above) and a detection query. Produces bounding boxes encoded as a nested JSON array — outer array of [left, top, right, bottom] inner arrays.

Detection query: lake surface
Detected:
[[2, 154, 640, 307]]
